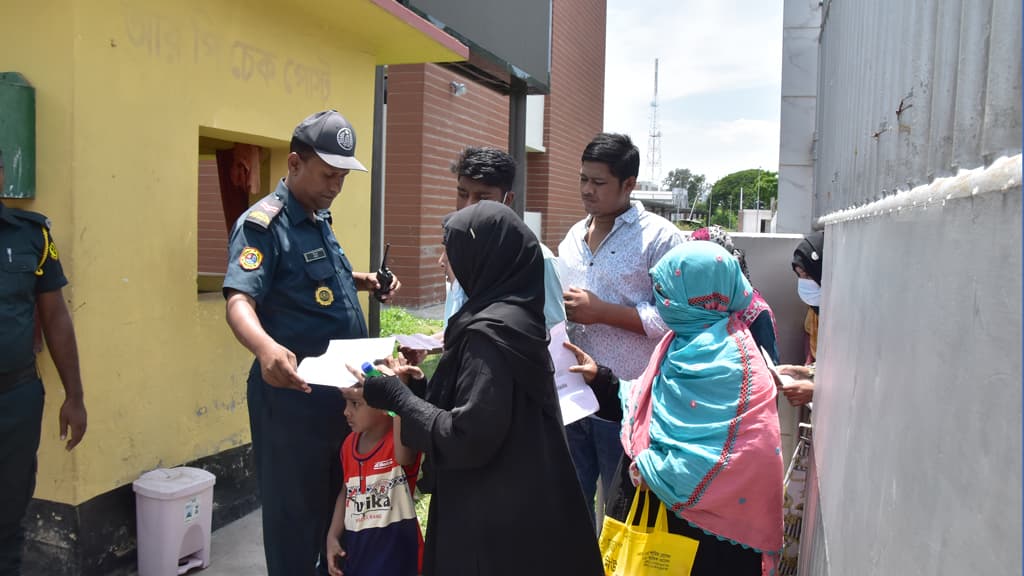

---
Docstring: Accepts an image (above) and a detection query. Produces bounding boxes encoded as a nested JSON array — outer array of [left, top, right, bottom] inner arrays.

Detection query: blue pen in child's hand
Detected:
[[360, 362, 396, 417]]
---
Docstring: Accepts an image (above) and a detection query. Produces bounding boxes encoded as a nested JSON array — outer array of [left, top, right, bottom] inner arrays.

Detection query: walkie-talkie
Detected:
[[374, 243, 394, 302]]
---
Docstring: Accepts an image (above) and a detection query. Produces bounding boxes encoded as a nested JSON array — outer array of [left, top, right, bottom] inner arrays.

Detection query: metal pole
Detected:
[[755, 169, 761, 233], [368, 65, 386, 336], [706, 185, 712, 226], [687, 183, 699, 221], [738, 186, 743, 231], [508, 77, 528, 218]]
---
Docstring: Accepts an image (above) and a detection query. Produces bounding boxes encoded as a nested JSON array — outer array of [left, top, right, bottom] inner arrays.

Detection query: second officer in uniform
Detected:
[[0, 149, 88, 574]]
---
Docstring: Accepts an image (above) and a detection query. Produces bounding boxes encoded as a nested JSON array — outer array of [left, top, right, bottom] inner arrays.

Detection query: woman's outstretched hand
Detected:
[[563, 341, 598, 384], [380, 356, 425, 384]]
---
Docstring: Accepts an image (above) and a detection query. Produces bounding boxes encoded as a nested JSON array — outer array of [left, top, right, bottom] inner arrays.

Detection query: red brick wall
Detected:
[[527, 0, 606, 249], [384, 0, 605, 306], [384, 63, 508, 306], [197, 158, 228, 275]]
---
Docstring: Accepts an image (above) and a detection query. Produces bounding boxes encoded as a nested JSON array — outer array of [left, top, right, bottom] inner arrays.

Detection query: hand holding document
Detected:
[[760, 346, 795, 388], [297, 337, 396, 388], [547, 322, 599, 425]]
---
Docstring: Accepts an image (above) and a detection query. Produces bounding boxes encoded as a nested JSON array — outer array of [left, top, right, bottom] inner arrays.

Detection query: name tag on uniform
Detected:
[[303, 248, 327, 263]]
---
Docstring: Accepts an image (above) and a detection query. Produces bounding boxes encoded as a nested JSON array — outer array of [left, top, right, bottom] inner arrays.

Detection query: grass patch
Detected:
[[414, 491, 431, 536], [379, 306, 443, 338], [379, 307, 443, 380]]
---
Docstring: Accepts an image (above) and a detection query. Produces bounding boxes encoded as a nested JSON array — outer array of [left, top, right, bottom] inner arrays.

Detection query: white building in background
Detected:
[[778, 1, 1021, 575], [737, 209, 773, 233], [631, 181, 688, 221]]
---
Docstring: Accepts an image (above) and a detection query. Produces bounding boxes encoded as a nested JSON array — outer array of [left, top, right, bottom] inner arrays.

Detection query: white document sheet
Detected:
[[297, 337, 396, 388], [554, 256, 576, 292], [760, 346, 794, 387], [394, 333, 444, 353], [547, 322, 600, 425]]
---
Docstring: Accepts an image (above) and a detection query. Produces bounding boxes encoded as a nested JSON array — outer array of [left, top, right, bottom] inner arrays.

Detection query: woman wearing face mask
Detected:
[[775, 231, 824, 407]]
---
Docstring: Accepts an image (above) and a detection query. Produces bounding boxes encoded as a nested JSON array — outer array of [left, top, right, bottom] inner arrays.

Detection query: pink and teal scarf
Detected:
[[621, 241, 784, 573]]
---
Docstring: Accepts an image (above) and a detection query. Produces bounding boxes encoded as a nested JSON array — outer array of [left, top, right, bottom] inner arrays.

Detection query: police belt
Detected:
[[0, 364, 38, 392]]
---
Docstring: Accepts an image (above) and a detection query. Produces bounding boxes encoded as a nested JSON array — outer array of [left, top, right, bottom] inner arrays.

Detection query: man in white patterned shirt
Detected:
[[557, 133, 682, 523]]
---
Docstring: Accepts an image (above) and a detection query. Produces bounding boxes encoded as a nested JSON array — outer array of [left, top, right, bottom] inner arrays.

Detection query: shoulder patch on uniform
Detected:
[[9, 208, 51, 228], [239, 247, 263, 270], [244, 196, 284, 229]]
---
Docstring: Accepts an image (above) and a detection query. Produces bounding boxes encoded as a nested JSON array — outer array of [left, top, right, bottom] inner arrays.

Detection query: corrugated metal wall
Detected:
[[802, 2, 1022, 574], [813, 0, 1022, 217]]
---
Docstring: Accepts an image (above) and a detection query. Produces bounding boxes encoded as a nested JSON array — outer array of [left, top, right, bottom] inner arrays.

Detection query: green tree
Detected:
[[662, 168, 707, 205], [710, 206, 736, 229], [709, 169, 778, 213]]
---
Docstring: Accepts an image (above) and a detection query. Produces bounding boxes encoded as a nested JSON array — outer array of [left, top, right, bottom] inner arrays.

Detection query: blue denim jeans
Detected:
[[565, 415, 625, 524]]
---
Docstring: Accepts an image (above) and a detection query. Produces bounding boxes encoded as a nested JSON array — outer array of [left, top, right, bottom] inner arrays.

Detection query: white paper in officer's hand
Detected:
[[297, 337, 396, 388], [547, 322, 599, 425]]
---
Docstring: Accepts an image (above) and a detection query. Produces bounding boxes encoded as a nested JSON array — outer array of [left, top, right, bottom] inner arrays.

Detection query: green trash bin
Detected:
[[0, 72, 36, 199]]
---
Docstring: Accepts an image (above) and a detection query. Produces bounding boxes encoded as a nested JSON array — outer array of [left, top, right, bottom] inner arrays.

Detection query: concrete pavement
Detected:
[[197, 509, 265, 575], [131, 508, 266, 576]]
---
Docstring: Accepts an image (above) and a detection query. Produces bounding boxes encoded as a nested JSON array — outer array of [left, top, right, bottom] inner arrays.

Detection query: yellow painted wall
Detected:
[[0, 0, 446, 505]]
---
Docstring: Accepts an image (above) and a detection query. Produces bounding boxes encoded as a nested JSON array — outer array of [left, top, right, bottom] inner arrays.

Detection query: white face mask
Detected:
[[797, 278, 821, 307]]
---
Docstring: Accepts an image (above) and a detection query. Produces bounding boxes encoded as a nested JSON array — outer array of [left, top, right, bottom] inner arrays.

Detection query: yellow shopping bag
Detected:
[[599, 490, 700, 576]]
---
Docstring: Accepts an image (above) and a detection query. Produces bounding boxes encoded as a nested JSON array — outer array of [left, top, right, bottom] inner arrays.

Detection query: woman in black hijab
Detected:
[[352, 201, 602, 576], [791, 230, 825, 364], [791, 231, 825, 309], [776, 230, 825, 406]]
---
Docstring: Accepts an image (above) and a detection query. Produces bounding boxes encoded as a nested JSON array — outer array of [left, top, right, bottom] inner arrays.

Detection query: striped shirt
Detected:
[[340, 431, 421, 576]]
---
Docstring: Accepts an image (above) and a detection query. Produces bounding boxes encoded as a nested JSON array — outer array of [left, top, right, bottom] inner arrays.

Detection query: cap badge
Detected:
[[336, 128, 354, 152]]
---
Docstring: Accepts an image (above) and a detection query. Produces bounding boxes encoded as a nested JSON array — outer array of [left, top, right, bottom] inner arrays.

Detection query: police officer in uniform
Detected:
[[0, 150, 88, 575], [223, 110, 399, 575]]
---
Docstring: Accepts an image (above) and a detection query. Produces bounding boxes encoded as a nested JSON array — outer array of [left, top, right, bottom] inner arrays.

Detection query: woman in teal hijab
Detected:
[[567, 241, 784, 575]]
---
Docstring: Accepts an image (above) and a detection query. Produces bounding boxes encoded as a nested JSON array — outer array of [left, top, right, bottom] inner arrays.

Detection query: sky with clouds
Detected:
[[603, 0, 784, 186]]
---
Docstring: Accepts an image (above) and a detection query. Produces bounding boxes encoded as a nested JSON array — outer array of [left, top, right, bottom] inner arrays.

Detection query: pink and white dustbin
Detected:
[[132, 467, 216, 576]]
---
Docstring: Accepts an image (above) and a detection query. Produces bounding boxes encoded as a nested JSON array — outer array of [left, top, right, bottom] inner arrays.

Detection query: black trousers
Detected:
[[604, 455, 763, 576], [247, 367, 349, 576], [0, 378, 44, 576]]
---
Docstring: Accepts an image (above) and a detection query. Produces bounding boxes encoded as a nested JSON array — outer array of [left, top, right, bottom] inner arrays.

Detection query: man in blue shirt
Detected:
[[448, 147, 565, 330], [401, 147, 565, 365], [0, 150, 88, 574], [223, 110, 399, 575]]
